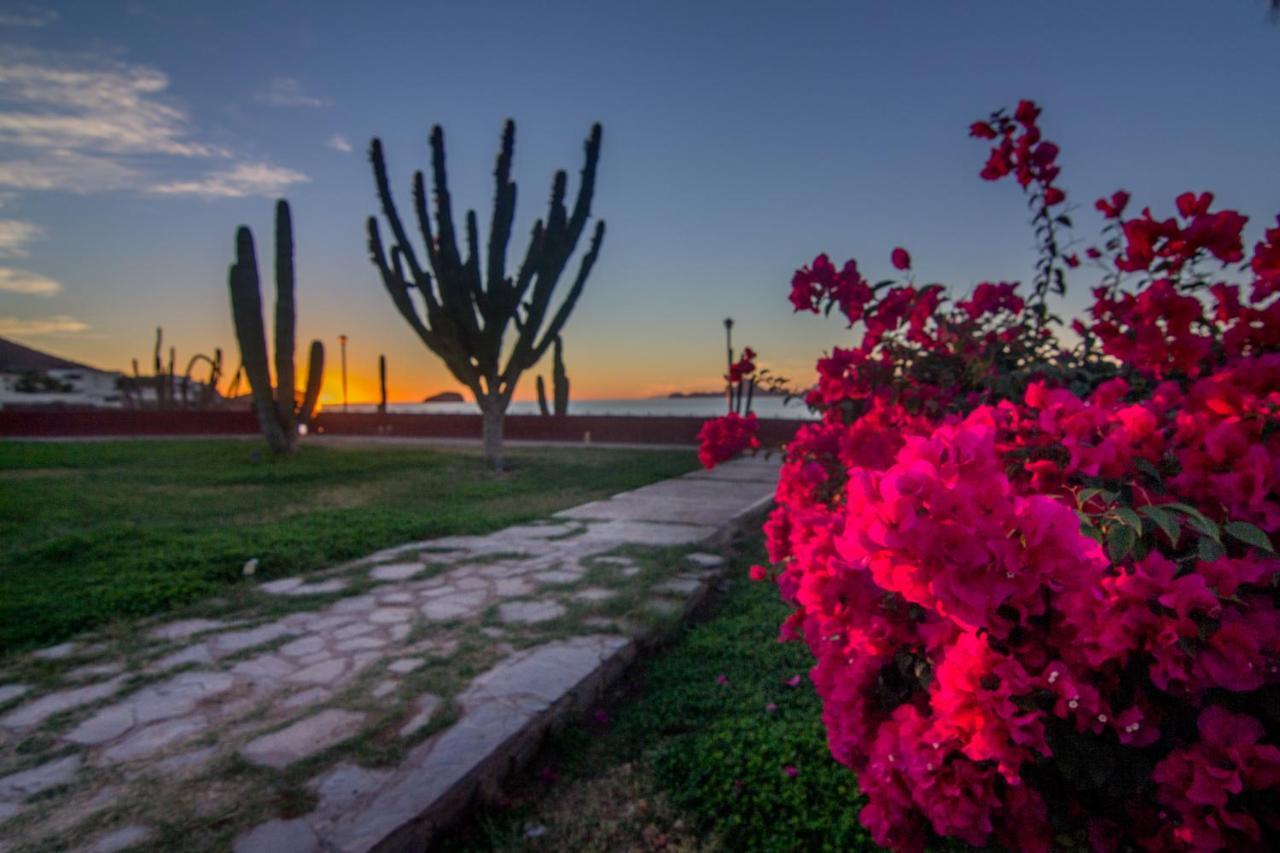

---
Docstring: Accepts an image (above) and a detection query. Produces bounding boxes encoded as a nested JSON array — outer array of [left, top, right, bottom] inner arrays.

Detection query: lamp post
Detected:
[[338, 334, 349, 413], [723, 317, 734, 414]]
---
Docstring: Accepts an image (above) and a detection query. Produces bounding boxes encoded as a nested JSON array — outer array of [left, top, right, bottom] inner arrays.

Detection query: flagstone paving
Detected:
[[0, 455, 777, 852]]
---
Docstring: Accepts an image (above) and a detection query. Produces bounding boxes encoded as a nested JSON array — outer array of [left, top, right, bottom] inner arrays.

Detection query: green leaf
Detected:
[[1134, 458, 1163, 485], [1199, 536, 1226, 563], [1076, 488, 1102, 508], [1114, 506, 1143, 533], [1224, 521, 1276, 553], [1107, 524, 1136, 563], [1080, 520, 1104, 545], [1139, 505, 1180, 547], [1164, 502, 1220, 540]]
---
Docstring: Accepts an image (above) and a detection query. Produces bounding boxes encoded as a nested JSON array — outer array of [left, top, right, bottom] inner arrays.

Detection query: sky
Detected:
[[1, 1, 1279, 406]]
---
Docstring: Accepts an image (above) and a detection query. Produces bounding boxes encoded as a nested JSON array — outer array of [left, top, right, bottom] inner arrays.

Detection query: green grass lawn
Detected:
[[0, 439, 697, 654], [442, 532, 878, 852]]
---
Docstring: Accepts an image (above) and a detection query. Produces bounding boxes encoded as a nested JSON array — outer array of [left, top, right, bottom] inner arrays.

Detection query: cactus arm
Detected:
[[487, 120, 517, 302], [410, 171, 443, 283], [520, 219, 605, 373], [297, 340, 324, 426], [464, 210, 484, 311], [229, 226, 289, 453], [536, 374, 549, 416], [427, 126, 464, 276], [368, 217, 482, 390], [370, 139, 430, 288], [274, 199, 297, 434]]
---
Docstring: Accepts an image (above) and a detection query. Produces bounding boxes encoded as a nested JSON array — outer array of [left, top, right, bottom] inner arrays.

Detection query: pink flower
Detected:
[[715, 673, 729, 686], [891, 247, 912, 271], [783, 765, 799, 778]]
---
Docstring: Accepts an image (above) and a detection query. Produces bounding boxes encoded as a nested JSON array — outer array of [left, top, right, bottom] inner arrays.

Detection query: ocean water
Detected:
[[341, 395, 814, 420]]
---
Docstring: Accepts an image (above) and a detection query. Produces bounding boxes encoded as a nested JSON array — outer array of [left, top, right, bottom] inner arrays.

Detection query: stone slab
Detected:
[[0, 754, 82, 800], [149, 618, 229, 642], [1, 677, 125, 729], [234, 819, 320, 853], [240, 709, 366, 769]]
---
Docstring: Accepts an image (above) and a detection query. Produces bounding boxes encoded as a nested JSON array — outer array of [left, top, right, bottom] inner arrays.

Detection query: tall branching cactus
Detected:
[[366, 120, 604, 470], [228, 199, 324, 455]]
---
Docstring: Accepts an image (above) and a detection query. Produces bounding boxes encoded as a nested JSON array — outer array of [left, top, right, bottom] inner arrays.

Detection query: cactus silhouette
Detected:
[[551, 336, 569, 416], [227, 199, 324, 455], [367, 120, 603, 470], [378, 354, 388, 416]]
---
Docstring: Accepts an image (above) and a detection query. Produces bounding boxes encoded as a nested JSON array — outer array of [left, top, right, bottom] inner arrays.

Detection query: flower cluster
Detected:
[[971, 99, 1066, 207], [697, 411, 760, 469], [726, 347, 757, 383], [712, 102, 1280, 851]]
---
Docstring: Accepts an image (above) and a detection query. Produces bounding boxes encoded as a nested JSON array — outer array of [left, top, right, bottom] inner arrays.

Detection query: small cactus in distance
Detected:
[[551, 336, 569, 416], [227, 199, 324, 455], [378, 354, 388, 416], [536, 337, 570, 417]]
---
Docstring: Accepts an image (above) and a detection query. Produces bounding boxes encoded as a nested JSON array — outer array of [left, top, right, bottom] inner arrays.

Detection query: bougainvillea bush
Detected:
[[700, 101, 1280, 851]]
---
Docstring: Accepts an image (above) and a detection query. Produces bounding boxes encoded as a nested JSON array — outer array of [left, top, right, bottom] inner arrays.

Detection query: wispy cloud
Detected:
[[149, 162, 310, 199], [0, 150, 139, 193], [0, 47, 308, 200], [255, 77, 332, 109], [0, 219, 43, 257], [0, 266, 60, 295], [0, 314, 87, 335], [0, 5, 59, 28], [0, 47, 222, 157], [327, 133, 353, 153]]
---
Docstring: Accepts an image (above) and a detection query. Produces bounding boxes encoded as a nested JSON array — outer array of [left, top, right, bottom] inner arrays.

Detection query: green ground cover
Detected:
[[0, 439, 696, 653], [444, 533, 878, 852]]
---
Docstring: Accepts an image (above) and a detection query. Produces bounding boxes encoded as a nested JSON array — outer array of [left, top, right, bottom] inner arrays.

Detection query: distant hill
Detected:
[[423, 391, 465, 403], [0, 337, 107, 374]]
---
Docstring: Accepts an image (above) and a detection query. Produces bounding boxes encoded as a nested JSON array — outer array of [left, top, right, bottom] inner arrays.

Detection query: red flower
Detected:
[[891, 247, 912, 271], [969, 121, 997, 140], [1095, 190, 1131, 219]]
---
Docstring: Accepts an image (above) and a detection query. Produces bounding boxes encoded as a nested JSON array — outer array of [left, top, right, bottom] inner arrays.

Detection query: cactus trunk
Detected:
[[480, 397, 505, 472]]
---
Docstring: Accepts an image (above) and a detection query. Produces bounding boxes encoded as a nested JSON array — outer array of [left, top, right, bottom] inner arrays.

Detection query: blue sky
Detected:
[[1, 0, 1278, 402]]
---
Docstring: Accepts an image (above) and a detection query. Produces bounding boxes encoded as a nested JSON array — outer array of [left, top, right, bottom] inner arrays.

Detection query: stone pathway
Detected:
[[0, 456, 777, 852]]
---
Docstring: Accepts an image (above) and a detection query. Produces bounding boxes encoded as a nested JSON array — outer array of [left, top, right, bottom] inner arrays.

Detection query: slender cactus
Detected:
[[227, 199, 325, 454], [378, 354, 388, 416], [536, 375, 550, 416], [551, 336, 569, 416], [366, 120, 604, 470]]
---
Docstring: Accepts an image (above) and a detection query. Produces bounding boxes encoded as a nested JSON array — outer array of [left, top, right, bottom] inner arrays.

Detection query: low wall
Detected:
[[0, 408, 810, 446], [0, 408, 260, 436]]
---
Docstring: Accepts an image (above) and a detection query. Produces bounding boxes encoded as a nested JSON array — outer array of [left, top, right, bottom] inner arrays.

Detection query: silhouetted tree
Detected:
[[366, 121, 604, 470]]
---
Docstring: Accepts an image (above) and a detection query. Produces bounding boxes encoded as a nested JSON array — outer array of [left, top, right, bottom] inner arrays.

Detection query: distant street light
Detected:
[[339, 334, 349, 413], [723, 317, 734, 413]]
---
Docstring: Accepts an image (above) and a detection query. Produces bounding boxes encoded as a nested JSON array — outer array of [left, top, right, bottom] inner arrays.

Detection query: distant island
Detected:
[[422, 391, 465, 403]]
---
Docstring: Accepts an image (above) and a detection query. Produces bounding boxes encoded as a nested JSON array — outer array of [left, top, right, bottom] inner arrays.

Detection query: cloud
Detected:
[[327, 133, 353, 153], [148, 162, 310, 199], [0, 149, 139, 193], [0, 47, 309, 202], [0, 266, 60, 295], [0, 314, 87, 335], [255, 77, 332, 109], [0, 47, 222, 157], [0, 5, 59, 28], [0, 219, 43, 257]]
